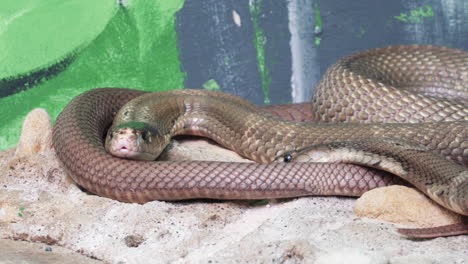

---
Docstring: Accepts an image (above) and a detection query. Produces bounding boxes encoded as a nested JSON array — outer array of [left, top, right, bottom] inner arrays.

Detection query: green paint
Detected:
[[314, 2, 323, 47], [249, 0, 271, 104], [0, 0, 116, 79], [114, 122, 151, 131], [355, 27, 366, 38], [314, 37, 321, 46], [394, 5, 434, 23], [313, 3, 323, 29], [0, 1, 186, 150], [18, 207, 25, 217], [202, 79, 221, 91], [313, 2, 323, 47], [223, 56, 231, 66]]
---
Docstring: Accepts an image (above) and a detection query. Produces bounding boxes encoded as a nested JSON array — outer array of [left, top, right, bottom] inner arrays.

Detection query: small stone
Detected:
[[354, 185, 461, 227], [15, 108, 52, 157], [124, 235, 145, 248]]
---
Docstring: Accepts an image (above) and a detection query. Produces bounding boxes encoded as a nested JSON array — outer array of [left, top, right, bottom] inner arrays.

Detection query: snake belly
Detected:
[[52, 45, 467, 236]]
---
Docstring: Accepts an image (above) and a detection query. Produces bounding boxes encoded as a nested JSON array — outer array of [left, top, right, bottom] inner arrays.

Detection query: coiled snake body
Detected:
[[53, 45, 467, 238]]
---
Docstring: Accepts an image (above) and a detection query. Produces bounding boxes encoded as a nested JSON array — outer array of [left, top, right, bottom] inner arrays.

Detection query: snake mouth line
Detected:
[[109, 147, 155, 161]]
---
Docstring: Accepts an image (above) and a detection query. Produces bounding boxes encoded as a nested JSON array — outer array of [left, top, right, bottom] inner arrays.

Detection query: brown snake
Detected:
[[52, 45, 467, 238]]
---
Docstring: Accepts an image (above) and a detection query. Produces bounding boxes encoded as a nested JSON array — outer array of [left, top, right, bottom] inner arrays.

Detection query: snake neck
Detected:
[[166, 103, 467, 166]]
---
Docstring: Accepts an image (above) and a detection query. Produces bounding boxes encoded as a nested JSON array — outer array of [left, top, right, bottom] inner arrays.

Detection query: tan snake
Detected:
[[52, 45, 467, 238]]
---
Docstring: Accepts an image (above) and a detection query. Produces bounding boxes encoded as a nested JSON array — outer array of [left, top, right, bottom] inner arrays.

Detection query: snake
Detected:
[[52, 45, 467, 238]]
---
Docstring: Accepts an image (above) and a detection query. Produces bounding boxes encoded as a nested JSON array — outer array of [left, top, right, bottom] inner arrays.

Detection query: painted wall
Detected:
[[0, 0, 467, 150]]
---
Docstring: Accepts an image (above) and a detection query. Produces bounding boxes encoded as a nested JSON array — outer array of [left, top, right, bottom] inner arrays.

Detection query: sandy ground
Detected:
[[0, 109, 466, 263]]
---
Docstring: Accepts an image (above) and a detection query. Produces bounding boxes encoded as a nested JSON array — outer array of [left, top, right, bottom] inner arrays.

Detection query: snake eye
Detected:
[[141, 131, 150, 141], [283, 154, 293, 163]]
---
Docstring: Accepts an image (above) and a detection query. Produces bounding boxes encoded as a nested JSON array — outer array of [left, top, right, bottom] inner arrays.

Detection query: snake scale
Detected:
[[53, 45, 467, 238]]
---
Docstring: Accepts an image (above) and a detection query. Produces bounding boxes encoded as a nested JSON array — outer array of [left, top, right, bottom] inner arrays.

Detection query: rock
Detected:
[[14, 108, 52, 157], [0, 148, 15, 170], [0, 239, 102, 264], [0, 201, 24, 223], [354, 185, 461, 227], [124, 235, 145, 248], [2, 109, 74, 193], [1, 148, 75, 194]]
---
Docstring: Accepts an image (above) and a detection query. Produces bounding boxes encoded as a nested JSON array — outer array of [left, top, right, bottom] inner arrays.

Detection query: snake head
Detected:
[[105, 122, 166, 161]]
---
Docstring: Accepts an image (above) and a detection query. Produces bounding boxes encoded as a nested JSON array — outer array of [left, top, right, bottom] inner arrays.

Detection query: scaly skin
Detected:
[[53, 45, 468, 238]]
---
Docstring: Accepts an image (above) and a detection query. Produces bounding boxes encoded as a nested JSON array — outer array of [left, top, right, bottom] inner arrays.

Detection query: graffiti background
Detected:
[[0, 0, 467, 150]]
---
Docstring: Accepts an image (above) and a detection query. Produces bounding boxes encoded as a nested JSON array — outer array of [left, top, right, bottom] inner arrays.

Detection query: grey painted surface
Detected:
[[313, 0, 467, 88], [259, 0, 293, 104], [176, 0, 264, 104], [401, 0, 467, 45], [176, 0, 467, 104]]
